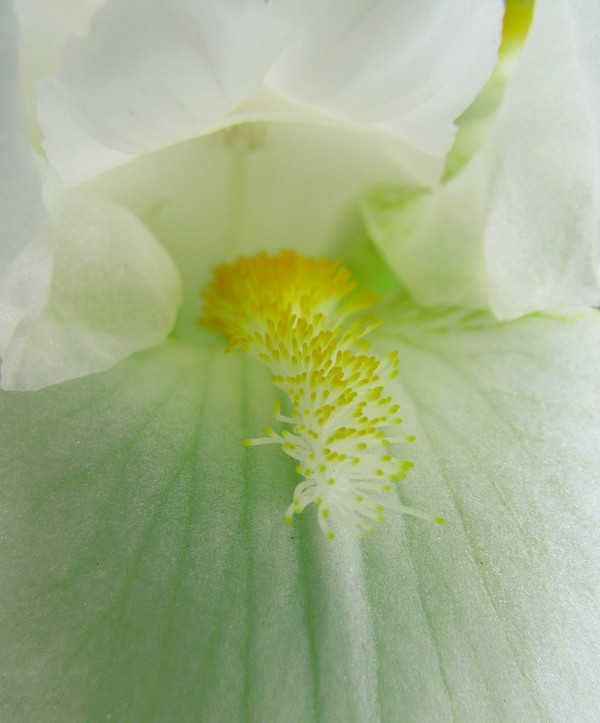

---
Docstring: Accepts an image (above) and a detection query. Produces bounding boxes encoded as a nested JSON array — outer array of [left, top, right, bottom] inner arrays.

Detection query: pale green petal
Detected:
[[371, 304, 600, 718], [2, 307, 600, 719]]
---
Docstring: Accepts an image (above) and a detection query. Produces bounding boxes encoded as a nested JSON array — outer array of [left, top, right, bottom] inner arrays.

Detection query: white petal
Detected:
[[39, 0, 502, 184], [39, 0, 297, 182], [267, 0, 504, 156], [363, 180, 491, 310], [15, 0, 105, 144], [1, 308, 599, 717], [37, 78, 135, 182], [16, 0, 104, 43], [484, 0, 600, 317], [1, 172, 182, 391], [364, 0, 600, 318], [0, 2, 52, 362]]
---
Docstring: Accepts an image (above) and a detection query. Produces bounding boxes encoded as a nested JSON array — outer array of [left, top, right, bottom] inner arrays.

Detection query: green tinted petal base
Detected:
[[2, 307, 600, 720]]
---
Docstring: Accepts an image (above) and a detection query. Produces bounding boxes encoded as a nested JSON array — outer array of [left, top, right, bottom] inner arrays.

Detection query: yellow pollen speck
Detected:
[[199, 250, 440, 539]]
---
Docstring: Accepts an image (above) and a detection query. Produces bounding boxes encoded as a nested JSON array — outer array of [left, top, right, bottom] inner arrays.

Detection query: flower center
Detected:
[[200, 251, 443, 539]]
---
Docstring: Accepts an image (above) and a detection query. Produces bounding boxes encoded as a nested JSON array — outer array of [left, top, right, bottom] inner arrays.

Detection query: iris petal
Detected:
[[2, 307, 599, 718], [364, 0, 600, 318], [38, 0, 503, 184], [268, 0, 503, 157], [1, 174, 182, 390], [0, 2, 51, 365]]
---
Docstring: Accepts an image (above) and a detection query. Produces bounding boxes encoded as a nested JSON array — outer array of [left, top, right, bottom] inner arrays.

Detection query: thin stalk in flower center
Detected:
[[220, 123, 268, 254]]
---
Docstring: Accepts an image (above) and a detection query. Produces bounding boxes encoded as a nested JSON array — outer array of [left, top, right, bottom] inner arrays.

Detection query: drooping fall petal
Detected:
[[2, 306, 599, 719]]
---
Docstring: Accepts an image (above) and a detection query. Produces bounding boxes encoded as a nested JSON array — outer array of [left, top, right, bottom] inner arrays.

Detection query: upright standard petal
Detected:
[[0, 1, 51, 366], [15, 0, 106, 144], [2, 307, 599, 719], [39, 0, 298, 182], [267, 0, 503, 157], [484, 0, 600, 317], [39, 0, 503, 184], [364, 0, 600, 318], [1, 170, 182, 391]]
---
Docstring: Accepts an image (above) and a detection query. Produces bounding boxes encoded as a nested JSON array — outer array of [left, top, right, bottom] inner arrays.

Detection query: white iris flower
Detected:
[[1, 0, 600, 719]]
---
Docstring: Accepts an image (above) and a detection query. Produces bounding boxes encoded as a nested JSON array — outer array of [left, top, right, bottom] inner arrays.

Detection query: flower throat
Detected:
[[199, 251, 442, 539]]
